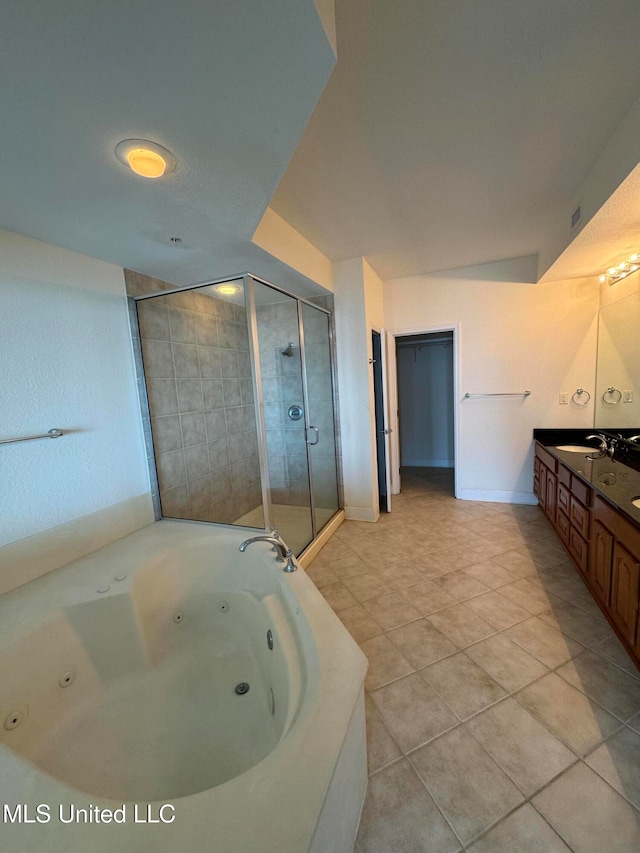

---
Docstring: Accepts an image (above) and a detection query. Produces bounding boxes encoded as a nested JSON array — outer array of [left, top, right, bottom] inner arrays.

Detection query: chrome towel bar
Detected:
[[0, 428, 64, 445], [464, 391, 531, 398]]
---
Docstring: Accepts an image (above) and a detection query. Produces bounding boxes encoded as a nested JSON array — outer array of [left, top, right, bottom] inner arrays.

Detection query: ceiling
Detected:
[[4, 0, 640, 292], [0, 0, 334, 293], [271, 0, 640, 281], [541, 162, 640, 283]]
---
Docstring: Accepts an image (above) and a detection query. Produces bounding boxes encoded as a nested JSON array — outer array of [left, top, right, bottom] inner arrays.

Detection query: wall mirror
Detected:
[[595, 289, 640, 430]]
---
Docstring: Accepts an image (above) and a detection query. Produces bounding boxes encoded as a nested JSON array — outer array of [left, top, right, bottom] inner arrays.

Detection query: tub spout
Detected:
[[239, 536, 296, 573]]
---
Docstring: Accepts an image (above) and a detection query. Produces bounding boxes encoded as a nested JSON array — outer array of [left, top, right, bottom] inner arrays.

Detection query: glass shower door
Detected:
[[252, 280, 314, 555], [300, 302, 340, 532]]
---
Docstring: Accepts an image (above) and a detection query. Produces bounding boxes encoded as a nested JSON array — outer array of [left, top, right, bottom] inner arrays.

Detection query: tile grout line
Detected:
[[319, 478, 640, 850]]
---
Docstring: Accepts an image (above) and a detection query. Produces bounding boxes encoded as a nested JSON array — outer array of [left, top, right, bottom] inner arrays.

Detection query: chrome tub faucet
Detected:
[[239, 535, 296, 573]]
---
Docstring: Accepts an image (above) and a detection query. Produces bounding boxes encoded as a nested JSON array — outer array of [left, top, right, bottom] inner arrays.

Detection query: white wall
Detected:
[[0, 231, 151, 579], [333, 258, 384, 521], [252, 207, 334, 291], [397, 340, 454, 467], [385, 268, 600, 502]]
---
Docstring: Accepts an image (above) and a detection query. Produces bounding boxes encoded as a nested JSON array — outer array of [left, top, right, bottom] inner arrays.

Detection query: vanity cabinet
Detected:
[[535, 446, 590, 577], [535, 441, 640, 668]]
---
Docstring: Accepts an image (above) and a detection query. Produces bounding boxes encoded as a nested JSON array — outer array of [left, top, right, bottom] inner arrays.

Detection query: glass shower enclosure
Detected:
[[136, 273, 340, 555]]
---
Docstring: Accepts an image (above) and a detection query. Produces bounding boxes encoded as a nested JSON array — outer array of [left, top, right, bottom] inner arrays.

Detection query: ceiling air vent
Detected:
[[571, 204, 582, 230]]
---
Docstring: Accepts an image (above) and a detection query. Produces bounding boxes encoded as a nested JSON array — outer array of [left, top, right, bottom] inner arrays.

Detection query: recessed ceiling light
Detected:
[[115, 139, 176, 179], [214, 283, 241, 296]]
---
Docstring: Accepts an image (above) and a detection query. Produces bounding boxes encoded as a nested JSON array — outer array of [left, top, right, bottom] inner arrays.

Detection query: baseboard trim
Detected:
[[457, 489, 538, 505], [402, 458, 454, 468], [344, 506, 380, 522], [0, 493, 155, 596], [298, 510, 345, 568]]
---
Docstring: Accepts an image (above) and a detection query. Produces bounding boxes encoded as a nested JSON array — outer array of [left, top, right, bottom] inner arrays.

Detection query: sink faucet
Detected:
[[585, 434, 607, 460], [586, 433, 618, 460], [239, 535, 296, 573]]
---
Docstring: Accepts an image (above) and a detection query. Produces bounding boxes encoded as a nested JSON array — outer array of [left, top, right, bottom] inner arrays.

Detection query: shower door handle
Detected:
[[306, 426, 319, 446]]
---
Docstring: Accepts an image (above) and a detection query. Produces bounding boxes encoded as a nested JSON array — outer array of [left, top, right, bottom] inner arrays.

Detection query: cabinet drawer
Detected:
[[535, 444, 557, 472], [570, 476, 590, 508], [556, 509, 571, 548], [569, 527, 589, 576], [558, 464, 571, 488], [558, 483, 570, 515], [593, 496, 640, 555], [570, 496, 590, 539]]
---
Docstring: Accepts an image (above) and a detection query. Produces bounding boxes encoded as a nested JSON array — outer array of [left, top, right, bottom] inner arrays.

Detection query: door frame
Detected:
[[387, 323, 460, 499], [370, 329, 392, 512]]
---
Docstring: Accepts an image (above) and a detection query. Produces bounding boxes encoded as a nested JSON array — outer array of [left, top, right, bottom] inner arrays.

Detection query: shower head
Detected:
[[281, 342, 295, 357]]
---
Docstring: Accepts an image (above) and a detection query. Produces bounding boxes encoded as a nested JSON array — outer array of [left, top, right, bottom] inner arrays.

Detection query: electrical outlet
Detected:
[[623, 390, 633, 403], [559, 392, 569, 405]]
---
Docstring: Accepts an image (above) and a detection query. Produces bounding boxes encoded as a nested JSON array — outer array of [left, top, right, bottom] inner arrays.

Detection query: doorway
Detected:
[[394, 330, 455, 496]]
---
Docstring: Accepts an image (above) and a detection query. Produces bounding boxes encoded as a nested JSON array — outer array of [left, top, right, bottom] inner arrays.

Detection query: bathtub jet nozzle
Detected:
[[281, 342, 295, 357]]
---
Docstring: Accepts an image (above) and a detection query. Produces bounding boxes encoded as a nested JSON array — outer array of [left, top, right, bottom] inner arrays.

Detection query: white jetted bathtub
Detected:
[[0, 521, 367, 852]]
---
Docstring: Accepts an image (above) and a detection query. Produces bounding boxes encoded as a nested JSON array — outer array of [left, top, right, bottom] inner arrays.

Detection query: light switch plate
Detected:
[[623, 390, 633, 403], [559, 392, 569, 405]]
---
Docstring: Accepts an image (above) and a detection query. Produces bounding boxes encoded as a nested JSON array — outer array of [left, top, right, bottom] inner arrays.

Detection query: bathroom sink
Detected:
[[632, 498, 640, 509], [555, 445, 597, 453]]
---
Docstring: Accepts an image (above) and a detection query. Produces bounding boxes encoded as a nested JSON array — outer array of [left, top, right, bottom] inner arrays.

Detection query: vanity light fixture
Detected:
[[115, 139, 176, 179], [213, 283, 241, 296], [598, 252, 640, 286]]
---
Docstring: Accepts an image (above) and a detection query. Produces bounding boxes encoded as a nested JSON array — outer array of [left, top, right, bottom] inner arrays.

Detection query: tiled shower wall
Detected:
[[125, 272, 262, 524]]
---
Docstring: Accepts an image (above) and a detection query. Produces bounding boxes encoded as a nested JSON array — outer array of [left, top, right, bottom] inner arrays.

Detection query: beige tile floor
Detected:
[[306, 467, 640, 852]]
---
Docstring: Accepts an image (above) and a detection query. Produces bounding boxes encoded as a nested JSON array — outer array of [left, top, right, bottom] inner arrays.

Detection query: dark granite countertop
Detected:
[[533, 428, 640, 530]]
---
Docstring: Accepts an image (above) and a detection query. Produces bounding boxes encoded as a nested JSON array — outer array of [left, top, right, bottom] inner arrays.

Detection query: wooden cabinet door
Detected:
[[557, 483, 570, 516], [556, 509, 571, 549], [538, 463, 547, 511], [570, 497, 590, 539], [545, 470, 557, 524], [591, 519, 613, 603], [569, 528, 589, 576], [611, 542, 640, 645]]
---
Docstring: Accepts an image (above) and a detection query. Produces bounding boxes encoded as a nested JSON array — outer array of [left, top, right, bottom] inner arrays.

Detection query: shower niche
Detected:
[[134, 274, 341, 556]]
